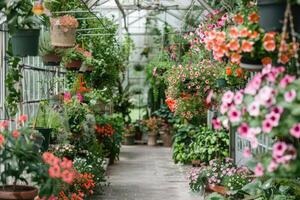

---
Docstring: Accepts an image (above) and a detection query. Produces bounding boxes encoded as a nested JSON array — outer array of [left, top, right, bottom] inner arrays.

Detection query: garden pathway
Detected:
[[92, 145, 203, 200]]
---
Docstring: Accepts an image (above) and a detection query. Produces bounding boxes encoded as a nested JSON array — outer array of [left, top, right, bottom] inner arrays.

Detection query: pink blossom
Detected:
[[243, 147, 252, 158], [284, 89, 297, 102], [247, 101, 260, 116], [279, 75, 296, 89], [212, 118, 222, 130], [222, 91, 234, 104], [0, 120, 9, 130], [271, 106, 284, 115], [206, 90, 213, 105], [234, 91, 244, 105], [266, 112, 280, 127], [0, 134, 4, 146], [272, 142, 287, 158], [254, 163, 264, 177], [290, 123, 300, 138], [18, 115, 28, 123], [267, 160, 278, 173], [220, 103, 229, 114], [255, 86, 273, 106], [237, 123, 250, 137], [64, 92, 72, 102], [228, 108, 241, 123], [76, 92, 83, 102], [262, 119, 273, 133]]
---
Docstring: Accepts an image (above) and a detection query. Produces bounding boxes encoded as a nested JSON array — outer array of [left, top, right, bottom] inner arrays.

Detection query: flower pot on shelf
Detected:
[[35, 127, 52, 152], [257, 0, 286, 32], [0, 185, 38, 200], [50, 17, 77, 47], [123, 134, 135, 145], [42, 54, 62, 66], [147, 133, 157, 146], [207, 185, 228, 195], [11, 29, 40, 57], [65, 60, 82, 70]]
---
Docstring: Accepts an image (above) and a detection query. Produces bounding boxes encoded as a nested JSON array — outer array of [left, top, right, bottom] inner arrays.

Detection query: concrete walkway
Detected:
[[92, 145, 202, 200]]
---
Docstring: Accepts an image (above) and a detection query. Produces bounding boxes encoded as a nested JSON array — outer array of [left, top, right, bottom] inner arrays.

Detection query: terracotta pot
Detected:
[[191, 160, 202, 167], [147, 134, 157, 146], [65, 60, 82, 70], [0, 185, 38, 200], [42, 54, 61, 66], [123, 134, 135, 145], [50, 17, 76, 47], [207, 185, 227, 195]]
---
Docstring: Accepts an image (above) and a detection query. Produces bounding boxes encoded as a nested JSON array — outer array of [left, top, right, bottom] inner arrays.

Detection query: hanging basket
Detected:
[[11, 29, 40, 57], [257, 0, 286, 32], [42, 54, 62, 66], [65, 60, 82, 70], [50, 17, 77, 47]]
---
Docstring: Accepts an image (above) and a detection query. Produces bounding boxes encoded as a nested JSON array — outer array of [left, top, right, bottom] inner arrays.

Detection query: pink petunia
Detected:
[[279, 75, 296, 89], [247, 101, 260, 116], [237, 123, 250, 137], [262, 119, 273, 133], [254, 163, 264, 177], [284, 90, 297, 102], [267, 160, 278, 173], [222, 91, 235, 104], [12, 130, 20, 139], [266, 112, 280, 127], [243, 147, 252, 158], [76, 92, 83, 102], [272, 142, 287, 158], [212, 118, 222, 130], [290, 123, 300, 138], [271, 106, 284, 115], [18, 115, 28, 123], [234, 91, 244, 105], [220, 103, 229, 114], [64, 92, 72, 102], [0, 120, 9, 130], [228, 108, 241, 123]]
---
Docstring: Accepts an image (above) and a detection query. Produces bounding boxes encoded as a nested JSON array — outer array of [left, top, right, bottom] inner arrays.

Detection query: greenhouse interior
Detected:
[[0, 0, 300, 199]]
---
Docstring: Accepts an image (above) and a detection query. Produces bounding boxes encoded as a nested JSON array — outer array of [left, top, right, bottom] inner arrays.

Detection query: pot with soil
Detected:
[[0, 185, 38, 200], [65, 60, 82, 70]]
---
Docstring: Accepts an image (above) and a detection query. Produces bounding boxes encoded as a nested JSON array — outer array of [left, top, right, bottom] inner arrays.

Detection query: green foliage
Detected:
[[39, 31, 64, 56]]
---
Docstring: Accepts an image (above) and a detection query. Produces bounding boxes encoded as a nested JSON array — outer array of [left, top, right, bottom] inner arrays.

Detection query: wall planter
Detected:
[[11, 29, 40, 57], [123, 134, 135, 145], [147, 133, 157, 146], [257, 0, 286, 32], [50, 16, 77, 47], [65, 60, 82, 70], [35, 127, 52, 152], [0, 185, 38, 200], [42, 54, 62, 66]]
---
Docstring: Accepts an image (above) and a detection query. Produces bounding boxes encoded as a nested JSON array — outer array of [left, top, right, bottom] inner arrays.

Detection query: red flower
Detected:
[[165, 97, 176, 112]]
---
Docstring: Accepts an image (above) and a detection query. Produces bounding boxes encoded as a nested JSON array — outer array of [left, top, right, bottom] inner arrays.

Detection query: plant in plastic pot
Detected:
[[50, 15, 79, 47], [62, 45, 92, 70], [4, 0, 44, 56], [39, 31, 64, 66]]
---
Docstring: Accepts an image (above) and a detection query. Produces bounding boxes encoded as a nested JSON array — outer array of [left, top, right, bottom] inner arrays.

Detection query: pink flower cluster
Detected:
[[42, 152, 77, 184]]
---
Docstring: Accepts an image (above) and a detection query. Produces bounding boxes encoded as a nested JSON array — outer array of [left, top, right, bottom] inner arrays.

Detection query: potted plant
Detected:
[[123, 125, 135, 145], [33, 100, 64, 151], [144, 117, 160, 146], [50, 15, 78, 47], [62, 47, 84, 70], [39, 31, 63, 66], [5, 0, 43, 56]]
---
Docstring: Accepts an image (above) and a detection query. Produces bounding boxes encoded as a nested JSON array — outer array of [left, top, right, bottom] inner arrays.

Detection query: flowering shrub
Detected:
[[95, 124, 115, 137], [188, 158, 252, 193], [215, 65, 300, 178]]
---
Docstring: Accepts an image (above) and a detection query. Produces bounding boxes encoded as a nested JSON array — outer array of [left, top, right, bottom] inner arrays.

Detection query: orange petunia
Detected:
[[233, 14, 244, 25], [261, 57, 273, 66], [235, 68, 243, 78], [263, 40, 276, 52], [229, 27, 239, 39], [279, 54, 290, 64], [241, 40, 254, 52], [230, 53, 242, 64], [226, 67, 232, 76], [263, 32, 277, 42], [248, 12, 260, 24], [32, 2, 44, 15], [228, 39, 240, 51], [239, 28, 250, 38], [249, 31, 260, 39]]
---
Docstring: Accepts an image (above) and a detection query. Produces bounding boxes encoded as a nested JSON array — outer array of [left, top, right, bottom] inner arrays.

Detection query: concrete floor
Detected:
[[92, 145, 203, 200]]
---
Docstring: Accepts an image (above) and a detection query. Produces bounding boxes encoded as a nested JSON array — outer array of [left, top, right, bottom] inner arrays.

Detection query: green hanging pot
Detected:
[[257, 0, 286, 32], [11, 29, 40, 57], [35, 127, 52, 152]]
